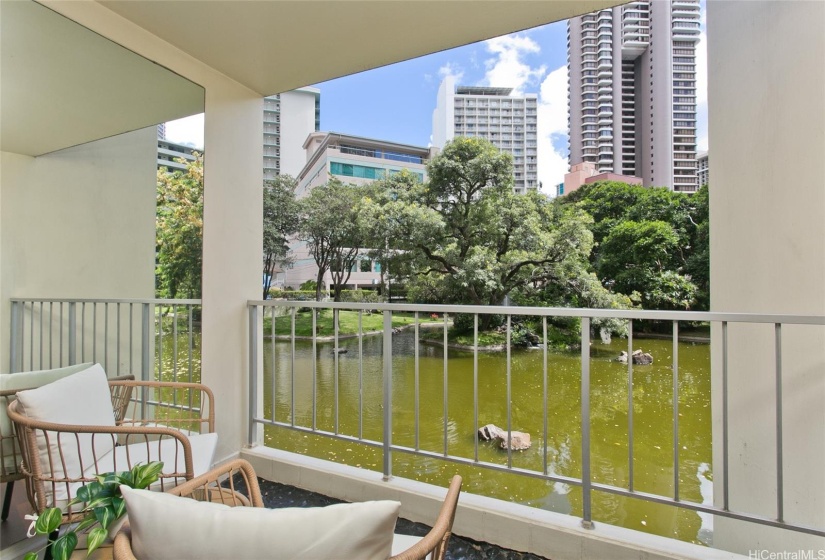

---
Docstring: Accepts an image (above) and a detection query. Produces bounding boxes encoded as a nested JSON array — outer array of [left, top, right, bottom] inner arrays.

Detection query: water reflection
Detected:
[[261, 328, 712, 544]]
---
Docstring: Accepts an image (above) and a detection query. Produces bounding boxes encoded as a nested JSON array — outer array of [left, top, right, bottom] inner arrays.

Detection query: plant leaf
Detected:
[[74, 515, 99, 533], [86, 526, 108, 555], [133, 461, 164, 489], [93, 507, 114, 530], [111, 496, 126, 518], [74, 485, 91, 503], [85, 496, 113, 511], [51, 532, 78, 560], [35, 508, 62, 534], [24, 553, 38, 560]]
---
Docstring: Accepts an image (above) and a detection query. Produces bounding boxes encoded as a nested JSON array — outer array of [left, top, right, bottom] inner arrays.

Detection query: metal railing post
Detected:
[[9, 301, 21, 373], [382, 310, 393, 481], [248, 304, 259, 445], [140, 303, 151, 419], [68, 302, 77, 366], [581, 317, 594, 529]]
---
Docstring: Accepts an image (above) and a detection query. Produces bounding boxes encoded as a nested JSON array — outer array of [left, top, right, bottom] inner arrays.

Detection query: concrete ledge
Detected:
[[241, 446, 747, 560]]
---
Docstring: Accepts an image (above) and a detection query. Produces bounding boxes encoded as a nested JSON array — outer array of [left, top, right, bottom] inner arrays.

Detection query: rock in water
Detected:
[[477, 423, 532, 450], [632, 349, 654, 365]]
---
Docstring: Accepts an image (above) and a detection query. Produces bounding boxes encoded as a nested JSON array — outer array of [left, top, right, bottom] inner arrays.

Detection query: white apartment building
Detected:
[[283, 132, 434, 290], [432, 76, 539, 194], [157, 138, 198, 172], [263, 87, 320, 179], [697, 150, 708, 187], [567, 0, 701, 192]]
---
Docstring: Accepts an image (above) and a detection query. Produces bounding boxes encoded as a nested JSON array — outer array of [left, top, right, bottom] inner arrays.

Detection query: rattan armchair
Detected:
[[112, 459, 462, 560], [8, 378, 216, 524], [0, 372, 134, 521]]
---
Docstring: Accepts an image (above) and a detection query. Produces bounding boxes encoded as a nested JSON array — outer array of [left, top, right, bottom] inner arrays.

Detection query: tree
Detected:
[[156, 155, 203, 299], [372, 137, 601, 327], [262, 175, 300, 299], [563, 181, 709, 310], [298, 180, 366, 302]]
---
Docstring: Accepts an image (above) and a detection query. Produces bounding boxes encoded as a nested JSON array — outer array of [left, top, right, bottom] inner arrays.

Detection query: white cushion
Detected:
[[391, 533, 428, 559], [121, 486, 401, 560], [14, 364, 115, 501], [91, 432, 217, 483], [0, 363, 94, 472]]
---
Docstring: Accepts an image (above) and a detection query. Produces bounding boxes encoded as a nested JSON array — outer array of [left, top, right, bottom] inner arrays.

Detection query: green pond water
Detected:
[[259, 329, 714, 545]]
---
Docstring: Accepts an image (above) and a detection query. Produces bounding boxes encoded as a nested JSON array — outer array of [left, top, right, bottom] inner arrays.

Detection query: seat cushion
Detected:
[[0, 363, 94, 472], [121, 486, 400, 560], [91, 432, 218, 484], [14, 364, 115, 502]]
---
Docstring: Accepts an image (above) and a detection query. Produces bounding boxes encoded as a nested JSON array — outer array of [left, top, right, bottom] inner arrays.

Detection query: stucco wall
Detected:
[[708, 0, 825, 554], [0, 127, 157, 372]]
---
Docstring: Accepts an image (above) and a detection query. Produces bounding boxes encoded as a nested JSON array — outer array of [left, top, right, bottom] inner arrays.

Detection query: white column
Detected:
[[200, 86, 263, 462], [709, 1, 825, 554]]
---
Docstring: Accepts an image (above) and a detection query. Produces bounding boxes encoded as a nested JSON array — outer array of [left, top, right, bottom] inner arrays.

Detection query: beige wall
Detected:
[[0, 127, 157, 372], [708, 0, 825, 554], [33, 1, 264, 463]]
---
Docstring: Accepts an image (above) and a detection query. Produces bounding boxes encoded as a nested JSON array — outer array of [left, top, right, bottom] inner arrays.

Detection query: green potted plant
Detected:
[[24, 461, 163, 560]]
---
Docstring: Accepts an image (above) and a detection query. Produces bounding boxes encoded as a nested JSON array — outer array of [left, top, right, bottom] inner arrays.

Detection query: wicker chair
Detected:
[[0, 372, 134, 521], [112, 459, 462, 560], [8, 378, 216, 525]]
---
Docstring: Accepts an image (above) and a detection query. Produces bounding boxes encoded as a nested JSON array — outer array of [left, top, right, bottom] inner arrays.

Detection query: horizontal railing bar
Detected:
[[252, 417, 584, 487], [590, 482, 825, 537], [248, 300, 825, 326], [11, 298, 202, 305], [259, 412, 824, 537]]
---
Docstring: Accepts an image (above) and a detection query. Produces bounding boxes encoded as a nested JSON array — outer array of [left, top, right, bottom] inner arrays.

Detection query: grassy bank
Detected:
[[262, 309, 441, 337]]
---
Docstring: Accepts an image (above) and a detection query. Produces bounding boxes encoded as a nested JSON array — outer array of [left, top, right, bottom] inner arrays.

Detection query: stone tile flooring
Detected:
[[257, 478, 549, 560]]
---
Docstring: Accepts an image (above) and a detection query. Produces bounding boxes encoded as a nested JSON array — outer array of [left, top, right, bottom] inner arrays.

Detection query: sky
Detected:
[[165, 5, 707, 195]]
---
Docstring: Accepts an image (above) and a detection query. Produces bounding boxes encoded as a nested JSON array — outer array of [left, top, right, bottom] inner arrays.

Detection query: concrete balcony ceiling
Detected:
[[2, 0, 624, 157]]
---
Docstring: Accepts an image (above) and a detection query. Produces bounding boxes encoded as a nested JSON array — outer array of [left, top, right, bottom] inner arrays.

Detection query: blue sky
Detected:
[[166, 5, 707, 193]]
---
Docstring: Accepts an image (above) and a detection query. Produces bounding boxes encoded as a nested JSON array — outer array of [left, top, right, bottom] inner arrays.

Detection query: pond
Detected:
[[260, 328, 713, 545]]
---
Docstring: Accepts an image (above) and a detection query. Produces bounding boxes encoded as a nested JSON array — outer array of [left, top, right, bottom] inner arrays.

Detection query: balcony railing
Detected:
[[8, 297, 823, 544], [8, 298, 202, 383], [247, 300, 825, 541]]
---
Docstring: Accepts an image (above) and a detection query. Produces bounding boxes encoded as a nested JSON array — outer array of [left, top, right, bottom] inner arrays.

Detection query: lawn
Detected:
[[262, 309, 442, 337]]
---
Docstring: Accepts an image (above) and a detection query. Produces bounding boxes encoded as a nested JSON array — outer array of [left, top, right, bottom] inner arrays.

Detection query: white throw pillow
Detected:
[[121, 486, 401, 560], [14, 364, 116, 502], [0, 362, 94, 473]]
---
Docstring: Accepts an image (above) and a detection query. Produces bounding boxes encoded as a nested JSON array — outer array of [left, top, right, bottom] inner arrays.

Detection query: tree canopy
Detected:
[[156, 156, 203, 299], [297, 179, 366, 302], [561, 181, 709, 310], [263, 175, 300, 299]]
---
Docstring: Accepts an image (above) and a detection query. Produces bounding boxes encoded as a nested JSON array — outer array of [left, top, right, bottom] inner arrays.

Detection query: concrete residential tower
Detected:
[[263, 87, 321, 179], [567, 0, 700, 192], [432, 75, 539, 193]]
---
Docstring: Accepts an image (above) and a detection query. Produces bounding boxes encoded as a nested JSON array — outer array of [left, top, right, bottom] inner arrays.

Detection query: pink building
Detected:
[[561, 161, 642, 195]]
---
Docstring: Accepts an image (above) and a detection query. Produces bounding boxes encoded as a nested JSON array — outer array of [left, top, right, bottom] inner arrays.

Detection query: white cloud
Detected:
[[164, 113, 204, 149], [438, 62, 464, 84], [537, 65, 569, 196], [481, 34, 546, 95]]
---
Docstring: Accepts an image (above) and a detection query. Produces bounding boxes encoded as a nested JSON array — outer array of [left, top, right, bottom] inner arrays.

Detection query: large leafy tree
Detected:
[[156, 156, 203, 299], [298, 179, 366, 302], [262, 175, 300, 299], [368, 137, 604, 327], [563, 181, 709, 310]]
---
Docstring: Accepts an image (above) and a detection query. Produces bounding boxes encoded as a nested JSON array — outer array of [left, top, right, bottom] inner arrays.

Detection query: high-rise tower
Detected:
[[263, 87, 321, 179], [433, 75, 539, 194], [567, 0, 700, 192]]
